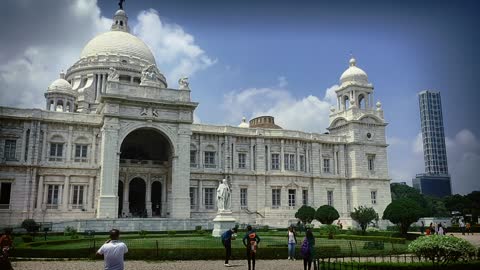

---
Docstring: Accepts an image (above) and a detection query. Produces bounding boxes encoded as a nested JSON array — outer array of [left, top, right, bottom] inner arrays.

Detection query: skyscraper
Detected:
[[413, 90, 452, 197]]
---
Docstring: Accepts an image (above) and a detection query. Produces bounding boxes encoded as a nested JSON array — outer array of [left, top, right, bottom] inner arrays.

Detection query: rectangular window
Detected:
[[47, 185, 60, 208], [204, 151, 216, 168], [4, 140, 16, 160], [302, 190, 308, 206], [238, 153, 246, 169], [204, 188, 215, 209], [371, 191, 377, 205], [74, 145, 88, 162], [323, 158, 331, 173], [272, 188, 281, 208], [190, 187, 197, 209], [240, 188, 248, 209], [368, 155, 375, 172], [0, 182, 12, 209], [288, 189, 296, 207], [300, 155, 305, 172], [190, 150, 197, 167], [284, 153, 295, 171], [271, 153, 280, 170], [72, 185, 84, 209], [49, 143, 64, 161], [327, 190, 333, 206]]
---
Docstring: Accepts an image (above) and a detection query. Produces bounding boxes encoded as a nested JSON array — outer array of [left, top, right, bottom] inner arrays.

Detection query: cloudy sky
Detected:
[[0, 0, 479, 194]]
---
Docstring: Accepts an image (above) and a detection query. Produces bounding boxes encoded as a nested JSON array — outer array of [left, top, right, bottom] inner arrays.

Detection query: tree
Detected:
[[21, 219, 40, 238], [315, 205, 339, 225], [350, 206, 378, 234], [390, 183, 431, 216], [383, 198, 423, 235], [295, 205, 316, 224]]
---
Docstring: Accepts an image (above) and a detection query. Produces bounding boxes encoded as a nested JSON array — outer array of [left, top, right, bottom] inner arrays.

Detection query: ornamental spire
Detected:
[[111, 3, 130, 32]]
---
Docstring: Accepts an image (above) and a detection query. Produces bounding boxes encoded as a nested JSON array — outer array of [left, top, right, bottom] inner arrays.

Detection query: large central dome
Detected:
[[80, 31, 156, 65]]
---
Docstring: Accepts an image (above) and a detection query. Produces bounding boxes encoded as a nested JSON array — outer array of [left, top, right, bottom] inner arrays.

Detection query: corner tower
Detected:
[[328, 57, 391, 217]]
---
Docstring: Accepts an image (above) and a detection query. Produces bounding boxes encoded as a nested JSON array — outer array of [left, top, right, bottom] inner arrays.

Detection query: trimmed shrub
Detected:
[[21, 235, 33, 243], [383, 198, 423, 235], [167, 230, 176, 236], [139, 230, 148, 238], [408, 235, 476, 264], [21, 219, 40, 235], [64, 226, 78, 239], [351, 206, 378, 234], [315, 205, 340, 225], [295, 205, 316, 224]]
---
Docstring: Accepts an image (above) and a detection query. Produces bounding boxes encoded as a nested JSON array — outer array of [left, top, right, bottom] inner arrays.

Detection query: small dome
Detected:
[[47, 73, 74, 95], [339, 57, 369, 85], [238, 117, 249, 128], [80, 31, 156, 65], [115, 9, 126, 16]]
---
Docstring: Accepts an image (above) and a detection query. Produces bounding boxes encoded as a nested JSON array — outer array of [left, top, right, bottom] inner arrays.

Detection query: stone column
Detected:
[[90, 130, 97, 165], [146, 177, 152, 217], [280, 139, 285, 172], [199, 135, 203, 169], [162, 177, 167, 217], [198, 180, 203, 211], [66, 126, 73, 163], [63, 98, 67, 112], [97, 118, 120, 218], [42, 126, 47, 162], [62, 175, 70, 210], [312, 143, 320, 177], [37, 176, 44, 209], [103, 73, 107, 93], [266, 144, 271, 171], [88, 177, 94, 210], [123, 179, 129, 215], [296, 141, 300, 171]]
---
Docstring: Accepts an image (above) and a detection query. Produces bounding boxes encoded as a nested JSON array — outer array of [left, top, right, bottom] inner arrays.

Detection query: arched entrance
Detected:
[[151, 182, 162, 216], [129, 177, 146, 217], [118, 128, 172, 218]]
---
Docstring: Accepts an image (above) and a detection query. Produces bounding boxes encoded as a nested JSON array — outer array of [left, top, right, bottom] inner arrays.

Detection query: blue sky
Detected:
[[0, 0, 479, 194]]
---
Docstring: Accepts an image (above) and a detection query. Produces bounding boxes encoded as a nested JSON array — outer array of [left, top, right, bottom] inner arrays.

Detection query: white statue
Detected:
[[216, 179, 231, 211], [141, 64, 159, 83], [178, 76, 190, 90], [108, 67, 119, 81]]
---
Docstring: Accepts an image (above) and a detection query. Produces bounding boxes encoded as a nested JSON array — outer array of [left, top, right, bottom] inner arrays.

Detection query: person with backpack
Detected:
[[287, 226, 297, 260], [221, 227, 238, 267], [300, 228, 315, 270], [243, 225, 261, 270]]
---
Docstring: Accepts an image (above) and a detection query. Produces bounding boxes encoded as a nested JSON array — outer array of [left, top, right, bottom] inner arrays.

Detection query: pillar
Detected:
[[170, 129, 191, 218], [37, 176, 44, 209], [62, 175, 70, 210], [122, 179, 129, 215], [280, 139, 285, 172], [146, 177, 152, 217], [88, 177, 94, 210]]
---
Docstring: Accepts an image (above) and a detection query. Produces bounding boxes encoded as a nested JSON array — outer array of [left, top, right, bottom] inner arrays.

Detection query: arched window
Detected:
[[66, 102, 71, 112], [49, 100, 54, 111], [358, 94, 366, 109], [120, 21, 123, 26], [343, 96, 350, 110], [56, 100, 64, 112]]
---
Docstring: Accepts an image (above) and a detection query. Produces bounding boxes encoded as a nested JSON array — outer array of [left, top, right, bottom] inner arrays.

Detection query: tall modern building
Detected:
[[413, 90, 452, 197]]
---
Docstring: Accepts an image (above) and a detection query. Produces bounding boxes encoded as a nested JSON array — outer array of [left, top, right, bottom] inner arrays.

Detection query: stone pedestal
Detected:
[[212, 211, 236, 237]]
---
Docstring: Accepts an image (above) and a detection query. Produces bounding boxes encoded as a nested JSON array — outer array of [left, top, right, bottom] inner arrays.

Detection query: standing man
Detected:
[[243, 225, 261, 270], [97, 229, 128, 270], [459, 219, 466, 235], [221, 227, 238, 267]]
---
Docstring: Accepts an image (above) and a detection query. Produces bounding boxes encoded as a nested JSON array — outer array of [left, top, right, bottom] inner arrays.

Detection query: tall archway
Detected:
[[118, 128, 173, 218], [129, 177, 146, 217]]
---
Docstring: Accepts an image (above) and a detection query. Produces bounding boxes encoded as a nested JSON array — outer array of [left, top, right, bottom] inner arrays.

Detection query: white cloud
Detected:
[[324, 84, 339, 106], [134, 9, 216, 87], [222, 80, 335, 133]]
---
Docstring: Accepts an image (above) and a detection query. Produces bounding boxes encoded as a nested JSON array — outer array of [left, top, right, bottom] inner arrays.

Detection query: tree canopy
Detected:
[[315, 205, 340, 225], [383, 198, 423, 235], [295, 205, 316, 224], [350, 206, 378, 234]]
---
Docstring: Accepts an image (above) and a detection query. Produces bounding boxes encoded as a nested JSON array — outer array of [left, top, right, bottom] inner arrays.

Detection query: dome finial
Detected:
[[111, 2, 129, 32], [349, 53, 356, 67], [119, 0, 125, 10], [59, 70, 65, 79]]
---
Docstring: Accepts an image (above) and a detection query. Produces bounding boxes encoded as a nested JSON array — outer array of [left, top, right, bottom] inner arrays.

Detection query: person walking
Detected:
[[0, 228, 13, 270], [287, 226, 297, 260], [300, 229, 315, 270], [97, 229, 128, 270], [420, 221, 425, 235], [466, 222, 472, 235], [221, 227, 238, 267], [437, 223, 445, 235], [243, 225, 260, 270]]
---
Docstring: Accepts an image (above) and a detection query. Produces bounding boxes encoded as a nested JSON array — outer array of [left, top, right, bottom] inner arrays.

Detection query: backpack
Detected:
[[248, 232, 257, 253], [300, 237, 310, 257]]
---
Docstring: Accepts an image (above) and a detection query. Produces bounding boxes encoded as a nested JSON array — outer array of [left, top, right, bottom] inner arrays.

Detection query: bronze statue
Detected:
[[119, 0, 125, 10]]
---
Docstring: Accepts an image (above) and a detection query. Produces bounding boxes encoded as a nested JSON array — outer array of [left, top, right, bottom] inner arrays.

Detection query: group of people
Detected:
[[424, 221, 447, 235], [459, 219, 473, 235], [221, 226, 316, 270]]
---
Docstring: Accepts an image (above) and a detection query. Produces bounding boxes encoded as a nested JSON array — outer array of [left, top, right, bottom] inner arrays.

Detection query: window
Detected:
[[49, 143, 64, 161], [47, 185, 60, 208], [71, 185, 84, 209], [371, 191, 377, 205], [300, 155, 305, 172], [0, 182, 12, 209], [327, 190, 333, 206], [204, 188, 215, 209], [302, 190, 308, 206], [74, 145, 88, 162], [204, 151, 216, 168], [368, 155, 375, 172], [272, 188, 281, 208], [190, 187, 197, 209], [190, 150, 197, 167], [238, 153, 246, 169], [240, 188, 248, 209], [271, 154, 280, 170], [288, 189, 296, 207], [284, 153, 295, 171], [323, 158, 331, 173], [4, 140, 16, 160]]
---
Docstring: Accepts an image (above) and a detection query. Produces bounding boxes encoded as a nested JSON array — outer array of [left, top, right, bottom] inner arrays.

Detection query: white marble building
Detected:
[[0, 7, 391, 230]]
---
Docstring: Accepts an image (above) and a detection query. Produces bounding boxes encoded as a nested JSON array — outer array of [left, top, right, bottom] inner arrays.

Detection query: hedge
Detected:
[[314, 261, 480, 270], [322, 235, 406, 244]]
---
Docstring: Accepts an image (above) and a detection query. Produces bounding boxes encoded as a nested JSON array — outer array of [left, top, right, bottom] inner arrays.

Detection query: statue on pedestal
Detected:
[[217, 179, 231, 211]]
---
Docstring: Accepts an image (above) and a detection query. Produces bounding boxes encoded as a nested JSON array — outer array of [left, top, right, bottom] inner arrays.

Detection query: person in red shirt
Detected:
[[0, 228, 13, 270]]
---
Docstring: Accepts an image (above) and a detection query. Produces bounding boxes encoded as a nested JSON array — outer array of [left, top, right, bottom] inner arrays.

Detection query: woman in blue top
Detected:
[[302, 229, 315, 270], [242, 225, 261, 270]]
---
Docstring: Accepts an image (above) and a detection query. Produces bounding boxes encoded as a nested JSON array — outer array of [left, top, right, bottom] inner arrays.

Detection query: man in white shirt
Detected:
[[97, 229, 128, 270]]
